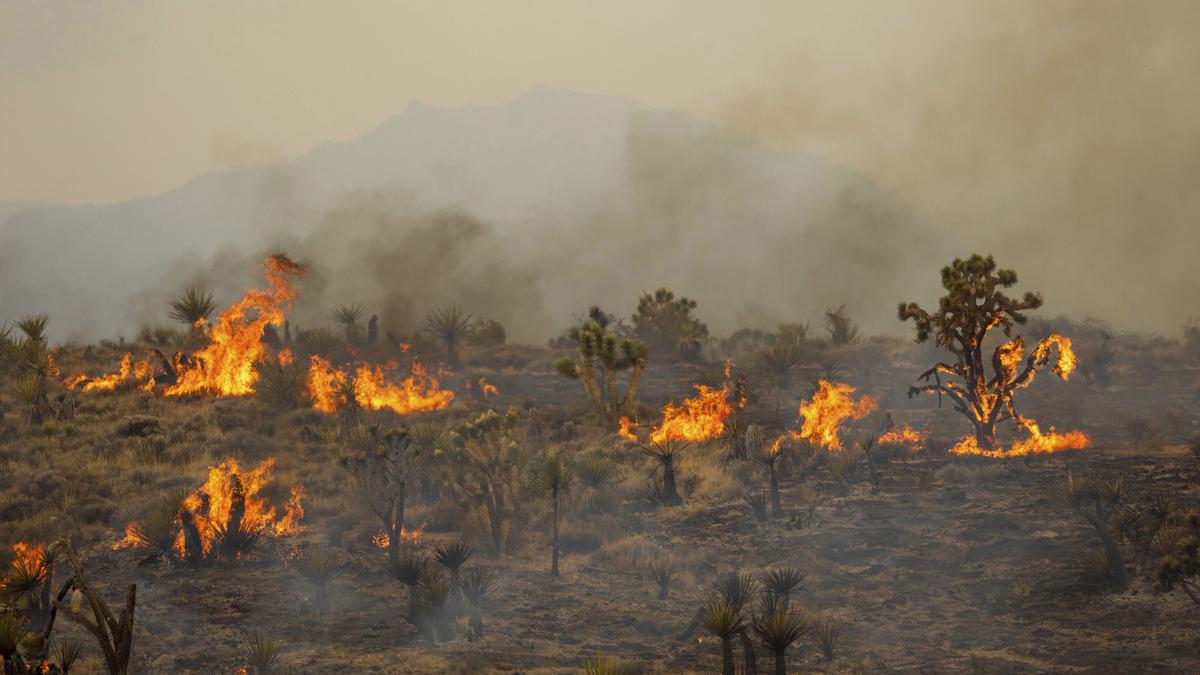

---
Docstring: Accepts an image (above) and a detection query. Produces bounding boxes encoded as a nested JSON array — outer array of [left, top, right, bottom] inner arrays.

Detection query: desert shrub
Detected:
[[808, 613, 841, 659], [1062, 473, 1128, 589], [293, 544, 346, 607], [648, 557, 679, 600], [632, 288, 708, 362], [468, 318, 507, 347], [256, 360, 309, 410], [449, 410, 531, 557], [332, 303, 365, 345], [338, 425, 414, 564], [824, 304, 859, 345], [243, 633, 284, 674]]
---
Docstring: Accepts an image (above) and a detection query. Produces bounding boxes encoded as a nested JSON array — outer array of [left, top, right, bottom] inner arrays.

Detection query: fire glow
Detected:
[[372, 522, 426, 549], [794, 380, 877, 451], [0, 541, 46, 588], [619, 365, 743, 444], [307, 356, 455, 416]]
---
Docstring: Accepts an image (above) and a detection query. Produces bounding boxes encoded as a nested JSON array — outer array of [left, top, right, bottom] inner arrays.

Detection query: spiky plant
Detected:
[[390, 552, 430, 608], [460, 569, 496, 640], [581, 655, 640, 675], [1062, 473, 1128, 589], [15, 375, 49, 425], [749, 426, 785, 518], [16, 314, 49, 345], [543, 452, 571, 577], [753, 603, 809, 675], [332, 303, 365, 344], [0, 614, 29, 666], [422, 305, 472, 369], [244, 633, 284, 674], [649, 558, 678, 600], [433, 540, 473, 607], [824, 304, 859, 345], [700, 595, 745, 675], [745, 492, 769, 523], [408, 566, 452, 642], [340, 426, 412, 564], [52, 639, 83, 674], [808, 614, 840, 659], [294, 545, 346, 607], [168, 286, 216, 328], [574, 454, 617, 491], [714, 570, 756, 612], [761, 566, 807, 606], [632, 288, 708, 362]]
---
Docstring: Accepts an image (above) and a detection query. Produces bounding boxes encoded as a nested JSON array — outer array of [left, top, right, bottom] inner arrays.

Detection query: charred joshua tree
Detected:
[[898, 254, 1073, 450], [555, 318, 647, 424], [340, 426, 413, 565], [52, 539, 136, 675]]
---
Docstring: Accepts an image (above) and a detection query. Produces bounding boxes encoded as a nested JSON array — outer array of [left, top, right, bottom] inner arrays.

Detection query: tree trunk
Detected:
[[769, 464, 782, 518], [551, 484, 560, 577], [720, 637, 735, 675], [661, 454, 681, 506], [774, 648, 787, 675], [740, 630, 758, 675], [975, 419, 997, 450]]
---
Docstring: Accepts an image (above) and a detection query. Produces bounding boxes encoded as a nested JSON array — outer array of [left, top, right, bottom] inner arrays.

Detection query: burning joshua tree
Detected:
[[898, 254, 1090, 458]]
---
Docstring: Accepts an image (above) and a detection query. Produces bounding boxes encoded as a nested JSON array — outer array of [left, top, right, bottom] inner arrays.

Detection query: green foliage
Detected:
[[632, 288, 708, 361], [556, 319, 647, 424], [15, 314, 49, 344], [168, 286, 216, 327], [52, 639, 83, 674]]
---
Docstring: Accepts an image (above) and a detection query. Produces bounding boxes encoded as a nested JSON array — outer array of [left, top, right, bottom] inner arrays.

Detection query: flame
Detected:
[[165, 255, 305, 397], [479, 378, 499, 398], [372, 522, 426, 548], [306, 357, 455, 415], [0, 542, 46, 588], [878, 424, 926, 450], [278, 348, 293, 367], [793, 380, 877, 451], [950, 419, 1090, 458], [1033, 334, 1076, 380], [115, 458, 304, 558], [622, 369, 744, 445], [68, 352, 156, 392]]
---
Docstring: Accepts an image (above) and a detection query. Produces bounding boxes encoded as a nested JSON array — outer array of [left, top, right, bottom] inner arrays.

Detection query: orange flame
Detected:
[[306, 357, 455, 415], [165, 255, 305, 397], [68, 352, 157, 392], [621, 368, 744, 445], [878, 424, 926, 450], [115, 458, 304, 558], [479, 378, 499, 398], [277, 348, 294, 367], [0, 542, 46, 589], [793, 380, 877, 451], [372, 522, 426, 548], [950, 419, 1090, 458]]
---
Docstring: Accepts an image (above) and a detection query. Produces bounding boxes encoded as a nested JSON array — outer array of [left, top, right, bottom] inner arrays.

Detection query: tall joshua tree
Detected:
[[633, 288, 708, 361], [555, 320, 647, 424], [423, 305, 472, 369], [898, 254, 1076, 451]]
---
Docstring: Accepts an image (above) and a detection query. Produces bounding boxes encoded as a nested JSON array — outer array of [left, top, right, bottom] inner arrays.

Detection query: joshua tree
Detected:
[[452, 410, 528, 557], [422, 305, 472, 369], [332, 303, 364, 345], [700, 596, 745, 675], [53, 539, 136, 675], [542, 452, 570, 577], [823, 304, 859, 345], [753, 600, 809, 675], [168, 286, 216, 329], [389, 552, 430, 608], [433, 540, 472, 609], [340, 426, 413, 565], [748, 426, 784, 518], [632, 288, 708, 361], [898, 254, 1075, 451], [641, 440, 687, 507], [1062, 473, 1128, 589], [555, 320, 647, 424]]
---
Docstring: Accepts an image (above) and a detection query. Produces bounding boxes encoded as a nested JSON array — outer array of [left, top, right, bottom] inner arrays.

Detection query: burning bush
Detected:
[[116, 458, 304, 563], [899, 254, 1090, 458]]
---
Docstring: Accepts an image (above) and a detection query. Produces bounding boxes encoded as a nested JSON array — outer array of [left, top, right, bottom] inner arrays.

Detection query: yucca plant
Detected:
[[760, 566, 807, 606], [460, 569, 496, 640], [433, 540, 473, 608], [714, 570, 756, 612], [649, 558, 678, 600], [52, 639, 83, 674], [422, 305, 472, 369], [15, 314, 49, 345], [808, 614, 840, 659], [753, 603, 809, 675], [749, 426, 785, 517], [15, 375, 49, 425], [407, 566, 452, 642], [581, 654, 640, 675], [243, 633, 284, 674], [390, 552, 430, 607], [123, 489, 188, 562], [168, 286, 216, 328], [0, 614, 29, 668], [293, 545, 346, 607], [1062, 473, 1128, 589], [555, 319, 648, 424], [700, 595, 745, 675], [543, 452, 571, 577], [332, 303, 364, 345]]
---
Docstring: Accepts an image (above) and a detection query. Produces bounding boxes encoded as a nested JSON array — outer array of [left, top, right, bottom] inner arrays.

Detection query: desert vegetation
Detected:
[[1, 252, 1198, 672]]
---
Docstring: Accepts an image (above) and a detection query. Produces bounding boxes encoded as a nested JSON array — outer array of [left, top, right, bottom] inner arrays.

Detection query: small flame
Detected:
[[373, 522, 426, 548], [793, 380, 877, 451], [478, 378, 499, 398], [0, 542, 46, 588], [68, 352, 157, 392], [306, 357, 455, 415], [165, 255, 305, 397], [878, 423, 926, 450], [617, 416, 639, 441], [950, 419, 1090, 458], [622, 365, 744, 444], [277, 348, 294, 367]]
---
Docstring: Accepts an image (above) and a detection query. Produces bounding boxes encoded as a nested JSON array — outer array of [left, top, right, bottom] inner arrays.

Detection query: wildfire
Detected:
[[277, 348, 294, 367], [372, 522, 426, 548], [67, 352, 156, 393], [0, 541, 46, 588], [620, 366, 744, 445], [950, 419, 1090, 458], [878, 423, 926, 450], [306, 356, 455, 415], [794, 380, 877, 451], [116, 458, 304, 559], [165, 255, 306, 397], [478, 378, 499, 398]]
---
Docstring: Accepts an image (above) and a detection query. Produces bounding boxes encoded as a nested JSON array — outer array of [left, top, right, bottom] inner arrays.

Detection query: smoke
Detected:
[[714, 0, 1200, 334]]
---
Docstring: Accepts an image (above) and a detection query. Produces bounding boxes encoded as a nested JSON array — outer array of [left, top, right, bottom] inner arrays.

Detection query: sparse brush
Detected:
[[700, 595, 746, 675], [714, 570, 756, 612], [760, 566, 807, 604], [169, 286, 216, 327], [575, 454, 617, 490], [581, 654, 641, 675], [244, 633, 284, 674], [649, 558, 678, 600], [824, 304, 859, 345], [808, 614, 840, 659], [827, 447, 862, 486], [52, 639, 83, 674], [753, 603, 809, 675], [294, 545, 346, 606]]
